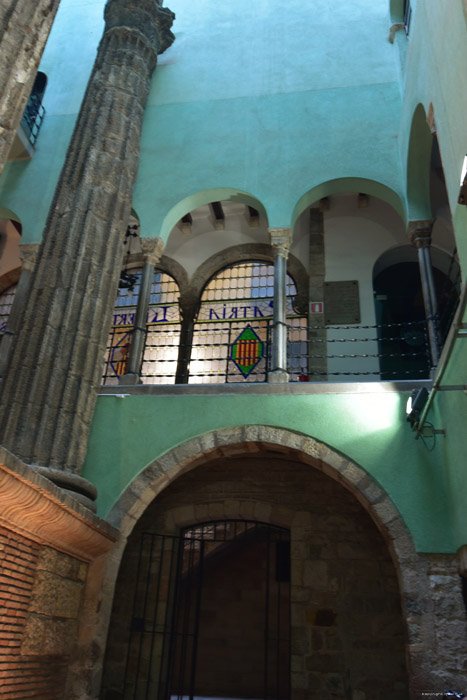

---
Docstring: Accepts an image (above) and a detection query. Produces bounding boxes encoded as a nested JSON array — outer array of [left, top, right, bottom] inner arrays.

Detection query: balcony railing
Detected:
[[20, 93, 45, 146], [103, 319, 431, 385]]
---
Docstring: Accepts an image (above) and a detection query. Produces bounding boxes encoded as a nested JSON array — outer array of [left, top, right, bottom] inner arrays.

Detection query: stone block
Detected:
[[37, 547, 86, 581], [28, 570, 83, 618], [21, 613, 78, 656]]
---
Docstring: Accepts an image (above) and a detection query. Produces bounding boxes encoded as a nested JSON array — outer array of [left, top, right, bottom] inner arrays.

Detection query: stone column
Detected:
[[269, 228, 292, 383], [308, 208, 327, 380], [175, 296, 200, 384], [119, 237, 164, 385], [409, 220, 439, 367], [0, 0, 62, 173], [0, 0, 175, 502], [0, 243, 39, 379]]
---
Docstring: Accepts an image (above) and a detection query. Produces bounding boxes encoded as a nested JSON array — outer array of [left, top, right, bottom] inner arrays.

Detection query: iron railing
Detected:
[[102, 319, 432, 385], [21, 93, 45, 145]]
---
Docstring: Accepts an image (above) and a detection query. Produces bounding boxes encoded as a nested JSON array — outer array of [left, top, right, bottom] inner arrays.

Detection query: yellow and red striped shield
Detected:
[[231, 325, 264, 377]]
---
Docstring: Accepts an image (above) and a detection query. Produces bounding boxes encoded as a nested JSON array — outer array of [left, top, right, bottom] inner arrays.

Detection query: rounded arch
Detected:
[[95, 428, 438, 700], [190, 243, 308, 303], [107, 426, 416, 567], [291, 177, 406, 229], [407, 103, 433, 220], [373, 243, 460, 282], [160, 188, 269, 243], [0, 207, 22, 224]]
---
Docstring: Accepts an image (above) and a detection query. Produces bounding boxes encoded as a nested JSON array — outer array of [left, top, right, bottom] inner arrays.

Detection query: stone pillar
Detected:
[[409, 220, 439, 367], [0, 0, 175, 501], [119, 237, 164, 385], [0, 0, 62, 173], [308, 208, 327, 380], [0, 242, 39, 379], [269, 228, 292, 383], [175, 296, 200, 384]]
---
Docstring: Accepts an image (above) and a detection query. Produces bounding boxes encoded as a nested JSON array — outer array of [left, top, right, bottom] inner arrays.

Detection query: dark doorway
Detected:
[[374, 261, 458, 379], [122, 521, 290, 700]]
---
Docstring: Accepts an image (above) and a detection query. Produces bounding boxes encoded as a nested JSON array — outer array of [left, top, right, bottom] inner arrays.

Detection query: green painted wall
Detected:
[[399, 0, 467, 224], [134, 0, 405, 237], [82, 390, 454, 553]]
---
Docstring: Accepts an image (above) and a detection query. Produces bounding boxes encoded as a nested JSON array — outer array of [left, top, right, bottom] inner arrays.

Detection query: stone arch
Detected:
[[291, 177, 406, 229], [407, 103, 433, 221], [189, 243, 308, 303], [100, 426, 433, 699], [108, 426, 416, 570], [160, 188, 269, 243], [373, 243, 460, 282]]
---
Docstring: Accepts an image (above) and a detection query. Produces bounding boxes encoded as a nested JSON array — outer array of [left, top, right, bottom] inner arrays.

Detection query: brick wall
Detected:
[[0, 525, 86, 700]]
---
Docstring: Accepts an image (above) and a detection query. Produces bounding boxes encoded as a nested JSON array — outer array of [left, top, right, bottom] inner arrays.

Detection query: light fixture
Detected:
[[458, 155, 467, 205], [406, 387, 429, 428]]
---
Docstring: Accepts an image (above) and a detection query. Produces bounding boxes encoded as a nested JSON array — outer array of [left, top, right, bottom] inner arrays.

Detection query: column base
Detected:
[[34, 466, 98, 513], [268, 369, 290, 384], [119, 373, 142, 385]]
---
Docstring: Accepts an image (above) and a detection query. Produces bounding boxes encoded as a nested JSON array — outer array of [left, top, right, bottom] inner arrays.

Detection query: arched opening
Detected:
[[101, 445, 410, 700], [373, 244, 459, 379], [21, 71, 47, 146], [0, 212, 22, 341], [189, 261, 306, 383], [103, 266, 181, 385]]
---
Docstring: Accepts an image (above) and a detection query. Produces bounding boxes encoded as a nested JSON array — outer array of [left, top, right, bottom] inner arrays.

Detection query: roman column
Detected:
[[0, 0, 62, 173], [0, 0, 175, 504], [269, 228, 292, 383]]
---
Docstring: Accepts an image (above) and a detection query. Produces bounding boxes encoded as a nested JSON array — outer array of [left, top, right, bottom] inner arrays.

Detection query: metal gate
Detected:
[[122, 520, 290, 700]]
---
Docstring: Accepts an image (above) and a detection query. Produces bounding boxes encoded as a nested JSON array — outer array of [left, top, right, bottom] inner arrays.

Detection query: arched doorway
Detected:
[[101, 447, 409, 700]]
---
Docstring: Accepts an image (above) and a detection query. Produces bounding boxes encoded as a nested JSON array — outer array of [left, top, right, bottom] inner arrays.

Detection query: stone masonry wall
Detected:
[[101, 454, 409, 700]]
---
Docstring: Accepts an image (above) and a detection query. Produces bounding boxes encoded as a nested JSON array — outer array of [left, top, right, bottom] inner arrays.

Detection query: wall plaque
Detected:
[[324, 281, 360, 324]]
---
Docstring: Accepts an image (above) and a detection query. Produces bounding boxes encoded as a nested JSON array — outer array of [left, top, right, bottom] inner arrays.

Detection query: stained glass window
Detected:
[[189, 262, 306, 383], [103, 269, 181, 385]]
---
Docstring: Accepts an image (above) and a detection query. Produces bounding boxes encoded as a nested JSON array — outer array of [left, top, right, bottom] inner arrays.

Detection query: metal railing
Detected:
[[21, 93, 45, 145], [103, 319, 432, 385]]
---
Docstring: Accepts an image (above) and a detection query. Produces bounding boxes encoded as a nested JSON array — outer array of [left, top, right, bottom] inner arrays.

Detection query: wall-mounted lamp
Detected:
[[406, 387, 446, 438], [406, 387, 429, 428], [458, 155, 467, 205]]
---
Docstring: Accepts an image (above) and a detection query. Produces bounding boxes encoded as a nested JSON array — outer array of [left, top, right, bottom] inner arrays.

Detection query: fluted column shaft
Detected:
[[0, 0, 61, 173], [0, 0, 175, 473]]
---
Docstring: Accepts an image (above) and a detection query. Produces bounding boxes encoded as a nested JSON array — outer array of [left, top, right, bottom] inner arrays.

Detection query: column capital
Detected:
[[269, 228, 292, 258], [19, 243, 40, 272], [408, 220, 434, 248], [141, 236, 164, 267], [178, 294, 200, 322], [104, 0, 176, 56]]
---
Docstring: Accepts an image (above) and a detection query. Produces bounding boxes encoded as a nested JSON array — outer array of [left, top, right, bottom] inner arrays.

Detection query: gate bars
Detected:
[[122, 521, 290, 700]]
